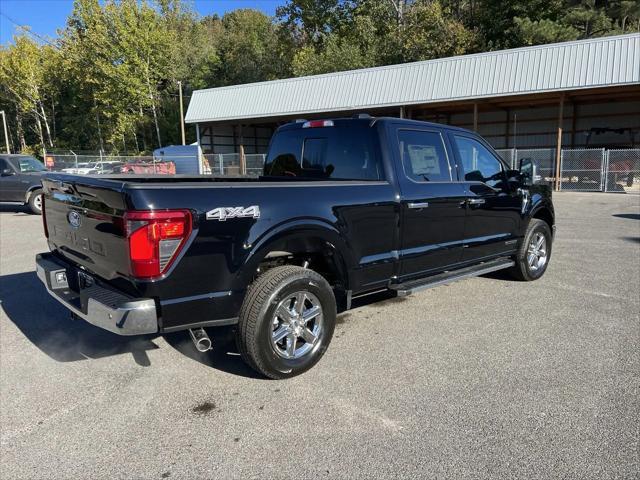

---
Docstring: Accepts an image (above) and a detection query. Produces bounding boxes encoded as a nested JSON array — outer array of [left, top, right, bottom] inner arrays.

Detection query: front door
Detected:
[[394, 127, 467, 281], [0, 158, 23, 202], [449, 134, 522, 262]]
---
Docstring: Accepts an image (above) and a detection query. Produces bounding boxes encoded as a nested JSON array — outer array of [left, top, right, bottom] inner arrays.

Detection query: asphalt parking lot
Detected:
[[1, 192, 638, 479]]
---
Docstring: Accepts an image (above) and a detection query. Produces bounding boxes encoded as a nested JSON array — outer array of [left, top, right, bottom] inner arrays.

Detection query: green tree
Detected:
[[217, 9, 286, 85], [400, 0, 476, 61], [0, 35, 57, 152], [1, 0, 637, 155]]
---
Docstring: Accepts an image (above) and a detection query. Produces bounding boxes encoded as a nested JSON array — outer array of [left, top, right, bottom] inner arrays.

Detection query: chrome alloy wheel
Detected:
[[270, 291, 323, 360], [33, 193, 43, 211], [527, 232, 548, 272]]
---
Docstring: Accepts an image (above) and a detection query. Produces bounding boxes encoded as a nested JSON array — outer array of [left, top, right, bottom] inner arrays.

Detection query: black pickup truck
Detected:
[[36, 116, 555, 379]]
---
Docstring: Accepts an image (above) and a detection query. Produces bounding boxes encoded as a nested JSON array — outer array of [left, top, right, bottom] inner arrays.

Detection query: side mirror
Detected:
[[1, 168, 15, 177], [519, 157, 537, 186], [506, 169, 521, 182]]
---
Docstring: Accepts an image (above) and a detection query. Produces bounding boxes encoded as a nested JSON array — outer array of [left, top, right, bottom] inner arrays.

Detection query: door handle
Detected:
[[408, 202, 429, 209], [467, 198, 485, 205]]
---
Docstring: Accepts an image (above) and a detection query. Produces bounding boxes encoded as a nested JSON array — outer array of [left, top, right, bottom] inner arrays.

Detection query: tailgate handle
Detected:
[[50, 181, 75, 194], [408, 202, 429, 209]]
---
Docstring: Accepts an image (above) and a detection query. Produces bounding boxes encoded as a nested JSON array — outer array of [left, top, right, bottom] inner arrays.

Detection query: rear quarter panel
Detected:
[[125, 181, 399, 330]]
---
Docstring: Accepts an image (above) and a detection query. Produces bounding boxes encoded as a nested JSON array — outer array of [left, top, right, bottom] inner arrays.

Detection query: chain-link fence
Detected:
[[559, 149, 606, 191], [202, 153, 265, 176], [45, 154, 168, 173], [45, 153, 266, 177], [43, 148, 639, 192], [605, 149, 640, 194], [495, 148, 556, 186], [495, 149, 516, 168], [496, 147, 640, 193]]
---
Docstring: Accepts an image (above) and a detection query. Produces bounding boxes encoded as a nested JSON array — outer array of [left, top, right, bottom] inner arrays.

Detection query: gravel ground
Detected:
[[1, 192, 638, 479]]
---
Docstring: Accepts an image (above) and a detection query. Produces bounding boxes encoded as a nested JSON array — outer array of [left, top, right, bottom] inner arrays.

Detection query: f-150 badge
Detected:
[[206, 206, 260, 221]]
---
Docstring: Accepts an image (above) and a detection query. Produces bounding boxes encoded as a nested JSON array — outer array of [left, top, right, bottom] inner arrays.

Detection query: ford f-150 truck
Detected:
[[36, 116, 555, 379]]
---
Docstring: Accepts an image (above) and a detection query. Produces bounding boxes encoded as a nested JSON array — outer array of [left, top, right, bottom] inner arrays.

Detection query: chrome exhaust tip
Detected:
[[189, 328, 212, 352]]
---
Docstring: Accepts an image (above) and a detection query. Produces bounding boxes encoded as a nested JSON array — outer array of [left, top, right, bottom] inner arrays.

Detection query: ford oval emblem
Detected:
[[68, 210, 82, 229]]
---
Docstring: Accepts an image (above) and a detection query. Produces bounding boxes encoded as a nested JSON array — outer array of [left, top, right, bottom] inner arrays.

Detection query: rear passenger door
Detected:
[[393, 127, 467, 281], [449, 133, 521, 261]]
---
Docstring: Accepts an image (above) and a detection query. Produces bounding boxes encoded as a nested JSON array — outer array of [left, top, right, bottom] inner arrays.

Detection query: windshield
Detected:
[[18, 157, 47, 173]]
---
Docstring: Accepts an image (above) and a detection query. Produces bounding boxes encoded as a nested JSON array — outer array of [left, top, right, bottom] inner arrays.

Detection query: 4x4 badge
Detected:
[[206, 206, 260, 221]]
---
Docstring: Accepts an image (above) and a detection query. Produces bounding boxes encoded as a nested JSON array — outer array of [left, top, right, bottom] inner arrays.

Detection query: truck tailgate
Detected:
[[42, 175, 132, 281]]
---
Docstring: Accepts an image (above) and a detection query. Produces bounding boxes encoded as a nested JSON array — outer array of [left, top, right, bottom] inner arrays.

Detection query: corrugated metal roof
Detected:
[[185, 33, 640, 124]]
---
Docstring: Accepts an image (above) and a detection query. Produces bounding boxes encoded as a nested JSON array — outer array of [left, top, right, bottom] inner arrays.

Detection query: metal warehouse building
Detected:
[[186, 33, 640, 163]]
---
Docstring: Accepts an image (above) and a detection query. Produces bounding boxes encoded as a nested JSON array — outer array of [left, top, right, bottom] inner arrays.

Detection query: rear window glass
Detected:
[[264, 130, 303, 177], [264, 125, 383, 180]]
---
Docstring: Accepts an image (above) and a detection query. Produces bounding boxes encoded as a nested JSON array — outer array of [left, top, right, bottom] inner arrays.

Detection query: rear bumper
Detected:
[[36, 253, 158, 336]]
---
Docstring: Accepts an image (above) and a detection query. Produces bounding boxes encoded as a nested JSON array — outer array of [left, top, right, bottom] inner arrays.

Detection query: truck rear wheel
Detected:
[[509, 219, 552, 281], [236, 265, 336, 379]]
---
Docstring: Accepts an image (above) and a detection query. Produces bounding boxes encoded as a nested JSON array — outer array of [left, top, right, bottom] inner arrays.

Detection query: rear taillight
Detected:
[[124, 210, 192, 279], [302, 120, 334, 128]]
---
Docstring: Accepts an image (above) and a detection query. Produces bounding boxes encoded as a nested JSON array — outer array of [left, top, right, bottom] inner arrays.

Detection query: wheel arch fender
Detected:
[[24, 184, 43, 203], [233, 218, 355, 292], [528, 196, 555, 232]]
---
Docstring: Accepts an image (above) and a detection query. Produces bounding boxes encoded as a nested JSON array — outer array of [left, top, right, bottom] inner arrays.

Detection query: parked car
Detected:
[[117, 160, 176, 174], [35, 116, 555, 379], [153, 144, 205, 174], [62, 161, 122, 175], [0, 154, 47, 214]]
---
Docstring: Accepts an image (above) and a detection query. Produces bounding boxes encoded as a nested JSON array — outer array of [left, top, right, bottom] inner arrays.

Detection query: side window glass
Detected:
[[0, 159, 7, 171], [324, 127, 382, 180], [398, 130, 451, 182], [264, 130, 302, 177], [453, 135, 505, 188]]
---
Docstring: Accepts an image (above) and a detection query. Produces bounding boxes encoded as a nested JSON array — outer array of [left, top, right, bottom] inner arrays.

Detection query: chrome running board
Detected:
[[391, 258, 515, 297]]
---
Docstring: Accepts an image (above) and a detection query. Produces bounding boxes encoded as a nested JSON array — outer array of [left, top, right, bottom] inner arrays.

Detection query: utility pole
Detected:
[[0, 110, 10, 153], [178, 81, 186, 145]]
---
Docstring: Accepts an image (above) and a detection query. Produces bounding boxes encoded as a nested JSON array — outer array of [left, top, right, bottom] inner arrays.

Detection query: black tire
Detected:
[[236, 265, 336, 379], [27, 189, 43, 215], [509, 219, 552, 281]]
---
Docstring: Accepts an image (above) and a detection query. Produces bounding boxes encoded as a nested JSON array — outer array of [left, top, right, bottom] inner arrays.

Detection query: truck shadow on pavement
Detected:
[[163, 328, 263, 379], [0, 270, 260, 377], [0, 204, 33, 215], [612, 213, 640, 220], [0, 271, 160, 366]]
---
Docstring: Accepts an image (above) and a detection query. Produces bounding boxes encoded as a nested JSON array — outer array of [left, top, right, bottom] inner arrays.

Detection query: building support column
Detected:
[[473, 103, 478, 131], [399, 106, 405, 119], [570, 103, 577, 148], [504, 109, 510, 148], [238, 124, 246, 175], [554, 94, 565, 191], [195, 123, 200, 146]]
